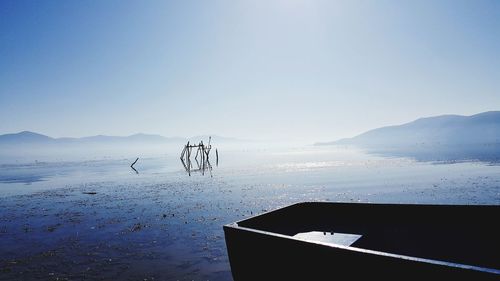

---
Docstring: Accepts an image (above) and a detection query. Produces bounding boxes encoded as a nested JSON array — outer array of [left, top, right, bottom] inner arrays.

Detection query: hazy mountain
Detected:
[[318, 111, 500, 146], [0, 131, 54, 144], [77, 133, 183, 144], [0, 132, 240, 146]]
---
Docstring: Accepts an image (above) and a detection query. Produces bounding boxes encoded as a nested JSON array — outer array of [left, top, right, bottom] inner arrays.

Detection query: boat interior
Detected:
[[236, 202, 499, 270]]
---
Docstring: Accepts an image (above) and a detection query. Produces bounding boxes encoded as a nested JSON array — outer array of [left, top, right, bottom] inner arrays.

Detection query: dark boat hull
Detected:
[[223, 202, 500, 280]]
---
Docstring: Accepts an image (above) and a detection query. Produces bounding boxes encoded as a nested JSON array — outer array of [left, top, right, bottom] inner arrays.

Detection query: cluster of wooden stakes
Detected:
[[180, 137, 218, 176]]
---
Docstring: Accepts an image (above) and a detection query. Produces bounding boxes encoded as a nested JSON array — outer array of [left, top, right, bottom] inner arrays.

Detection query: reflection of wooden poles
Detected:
[[195, 144, 200, 160], [180, 157, 191, 176], [180, 155, 212, 177], [180, 141, 189, 160]]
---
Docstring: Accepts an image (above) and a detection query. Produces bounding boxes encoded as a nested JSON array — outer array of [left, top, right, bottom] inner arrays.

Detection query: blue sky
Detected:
[[1, 0, 499, 142]]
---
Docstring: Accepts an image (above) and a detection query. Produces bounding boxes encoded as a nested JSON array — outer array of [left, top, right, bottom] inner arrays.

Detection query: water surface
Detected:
[[0, 145, 499, 280]]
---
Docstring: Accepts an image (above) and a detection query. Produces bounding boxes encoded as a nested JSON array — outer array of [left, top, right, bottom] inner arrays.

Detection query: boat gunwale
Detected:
[[224, 201, 500, 275]]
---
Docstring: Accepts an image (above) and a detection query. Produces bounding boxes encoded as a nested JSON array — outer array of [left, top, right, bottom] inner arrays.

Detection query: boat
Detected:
[[223, 202, 500, 280]]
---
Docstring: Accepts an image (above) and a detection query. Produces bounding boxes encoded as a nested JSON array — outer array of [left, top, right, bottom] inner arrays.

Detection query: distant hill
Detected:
[[0, 131, 242, 146], [317, 111, 500, 146], [76, 133, 183, 144], [0, 131, 54, 144]]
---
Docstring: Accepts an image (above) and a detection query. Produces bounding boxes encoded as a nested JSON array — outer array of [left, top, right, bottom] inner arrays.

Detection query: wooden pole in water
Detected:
[[204, 144, 210, 160], [195, 145, 199, 160], [182, 141, 190, 160], [180, 138, 218, 175], [200, 141, 204, 163], [131, 157, 139, 168], [180, 146, 186, 160]]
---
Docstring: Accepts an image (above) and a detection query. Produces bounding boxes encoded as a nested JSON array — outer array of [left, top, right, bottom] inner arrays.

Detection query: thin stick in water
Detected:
[[131, 157, 139, 168]]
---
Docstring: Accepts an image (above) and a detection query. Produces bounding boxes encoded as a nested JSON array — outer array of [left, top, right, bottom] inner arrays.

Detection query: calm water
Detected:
[[0, 145, 499, 280]]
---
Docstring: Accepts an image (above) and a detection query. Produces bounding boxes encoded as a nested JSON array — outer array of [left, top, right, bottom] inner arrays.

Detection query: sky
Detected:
[[1, 0, 499, 142]]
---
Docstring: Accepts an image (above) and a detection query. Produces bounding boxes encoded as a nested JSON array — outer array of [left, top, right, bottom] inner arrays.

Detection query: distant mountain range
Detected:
[[0, 131, 242, 146], [317, 111, 500, 146]]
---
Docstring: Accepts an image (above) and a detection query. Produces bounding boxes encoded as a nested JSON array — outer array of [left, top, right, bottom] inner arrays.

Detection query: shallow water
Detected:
[[0, 145, 499, 280]]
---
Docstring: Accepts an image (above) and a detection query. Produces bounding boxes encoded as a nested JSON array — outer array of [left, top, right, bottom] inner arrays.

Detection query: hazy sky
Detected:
[[1, 0, 499, 142]]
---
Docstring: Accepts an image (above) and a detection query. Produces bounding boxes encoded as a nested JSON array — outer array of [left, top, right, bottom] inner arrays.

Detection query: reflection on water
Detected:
[[293, 231, 362, 247], [0, 174, 46, 184], [180, 157, 214, 177], [0, 163, 64, 185], [362, 144, 500, 163]]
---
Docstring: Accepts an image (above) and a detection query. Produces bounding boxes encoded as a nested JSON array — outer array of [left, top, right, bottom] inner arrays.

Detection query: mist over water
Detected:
[[1, 142, 499, 201]]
